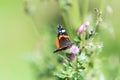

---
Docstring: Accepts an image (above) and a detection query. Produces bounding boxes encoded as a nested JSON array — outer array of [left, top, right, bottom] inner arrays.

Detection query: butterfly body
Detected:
[[53, 25, 73, 53]]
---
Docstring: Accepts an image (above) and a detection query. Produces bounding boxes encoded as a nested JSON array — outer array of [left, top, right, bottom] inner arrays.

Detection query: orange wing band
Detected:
[[56, 37, 60, 48], [59, 35, 69, 39]]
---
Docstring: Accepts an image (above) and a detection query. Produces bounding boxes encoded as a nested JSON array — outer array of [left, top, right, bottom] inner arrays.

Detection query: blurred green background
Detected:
[[0, 0, 119, 80]]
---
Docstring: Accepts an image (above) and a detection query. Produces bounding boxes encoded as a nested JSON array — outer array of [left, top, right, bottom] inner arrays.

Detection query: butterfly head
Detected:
[[57, 24, 66, 35]]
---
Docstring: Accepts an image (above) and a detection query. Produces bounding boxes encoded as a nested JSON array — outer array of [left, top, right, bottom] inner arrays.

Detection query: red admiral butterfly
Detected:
[[53, 25, 73, 53]]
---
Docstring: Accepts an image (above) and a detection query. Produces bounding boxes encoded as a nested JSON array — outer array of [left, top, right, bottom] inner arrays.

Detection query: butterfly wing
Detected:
[[53, 36, 72, 53], [59, 35, 72, 48]]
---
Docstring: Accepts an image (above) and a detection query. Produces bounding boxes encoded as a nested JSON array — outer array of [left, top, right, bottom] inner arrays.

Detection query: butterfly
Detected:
[[53, 24, 73, 53]]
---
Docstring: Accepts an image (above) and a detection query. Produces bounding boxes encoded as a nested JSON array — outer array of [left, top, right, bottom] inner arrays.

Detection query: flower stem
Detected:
[[82, 0, 89, 21], [58, 0, 81, 38], [80, 32, 86, 51], [100, 0, 106, 12]]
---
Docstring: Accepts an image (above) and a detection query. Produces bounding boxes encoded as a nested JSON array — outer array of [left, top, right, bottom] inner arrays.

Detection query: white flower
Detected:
[[85, 41, 96, 51], [97, 43, 103, 49], [96, 42, 103, 53], [79, 52, 86, 60]]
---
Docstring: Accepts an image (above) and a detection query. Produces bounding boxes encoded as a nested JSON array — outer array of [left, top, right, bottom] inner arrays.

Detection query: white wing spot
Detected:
[[62, 30, 65, 33], [58, 31, 62, 33]]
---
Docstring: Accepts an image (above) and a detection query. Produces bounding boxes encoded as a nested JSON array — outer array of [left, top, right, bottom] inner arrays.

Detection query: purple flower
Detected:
[[70, 53, 75, 60], [69, 45, 79, 60], [77, 21, 90, 33], [69, 45, 79, 54]]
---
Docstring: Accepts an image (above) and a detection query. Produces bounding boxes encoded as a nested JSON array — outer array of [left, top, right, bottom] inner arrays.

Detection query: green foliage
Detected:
[[24, 0, 120, 80]]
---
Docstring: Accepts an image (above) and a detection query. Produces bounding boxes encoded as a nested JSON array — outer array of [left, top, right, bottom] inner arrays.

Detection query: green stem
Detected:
[[58, 0, 81, 38], [75, 53, 78, 78], [82, 0, 89, 21], [80, 32, 86, 50], [100, 0, 106, 12]]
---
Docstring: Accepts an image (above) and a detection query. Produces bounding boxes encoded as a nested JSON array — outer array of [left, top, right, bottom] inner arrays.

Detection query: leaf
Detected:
[[78, 75, 84, 80], [78, 66, 85, 70], [74, 38, 80, 43], [54, 73, 66, 79]]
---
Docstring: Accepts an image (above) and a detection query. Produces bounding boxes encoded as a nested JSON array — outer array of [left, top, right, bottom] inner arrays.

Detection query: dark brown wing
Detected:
[[53, 37, 73, 53], [53, 46, 68, 53], [59, 37, 72, 48]]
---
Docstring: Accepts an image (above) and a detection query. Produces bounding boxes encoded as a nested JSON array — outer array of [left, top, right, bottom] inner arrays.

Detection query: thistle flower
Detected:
[[77, 21, 90, 33], [69, 45, 79, 54], [69, 45, 79, 60]]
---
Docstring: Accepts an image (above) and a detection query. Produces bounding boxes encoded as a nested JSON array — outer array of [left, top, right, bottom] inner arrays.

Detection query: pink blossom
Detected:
[[77, 21, 90, 33], [69, 45, 79, 60], [69, 45, 79, 54]]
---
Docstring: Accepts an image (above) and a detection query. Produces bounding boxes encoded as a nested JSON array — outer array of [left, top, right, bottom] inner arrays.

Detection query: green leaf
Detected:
[[74, 38, 80, 43], [78, 75, 84, 80], [54, 73, 66, 79], [64, 49, 71, 54], [78, 66, 85, 70]]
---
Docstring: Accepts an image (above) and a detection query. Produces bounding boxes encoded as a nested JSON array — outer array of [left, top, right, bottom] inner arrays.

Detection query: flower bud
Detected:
[[77, 21, 90, 33], [70, 53, 75, 60]]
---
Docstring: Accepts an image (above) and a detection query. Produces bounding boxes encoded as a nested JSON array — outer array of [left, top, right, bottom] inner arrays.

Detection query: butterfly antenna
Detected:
[[57, 24, 62, 28]]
